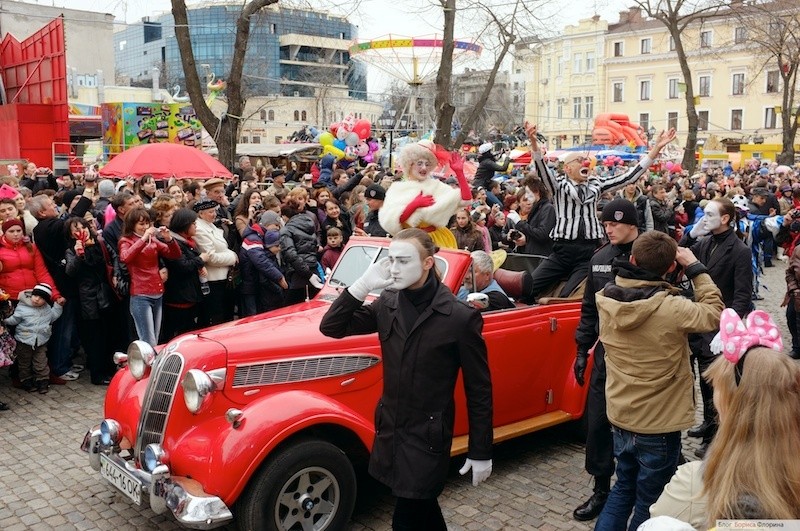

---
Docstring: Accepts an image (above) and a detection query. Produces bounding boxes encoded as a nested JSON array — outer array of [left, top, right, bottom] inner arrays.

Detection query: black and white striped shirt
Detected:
[[532, 153, 652, 241]]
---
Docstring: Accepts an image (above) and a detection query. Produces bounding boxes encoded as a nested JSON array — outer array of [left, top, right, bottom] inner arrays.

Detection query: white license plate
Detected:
[[100, 453, 142, 505]]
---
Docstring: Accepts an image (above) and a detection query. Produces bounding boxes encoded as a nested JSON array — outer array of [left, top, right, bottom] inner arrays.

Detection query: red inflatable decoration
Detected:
[[591, 113, 647, 147]]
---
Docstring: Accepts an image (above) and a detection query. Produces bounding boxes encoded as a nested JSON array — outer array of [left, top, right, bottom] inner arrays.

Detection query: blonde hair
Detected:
[[286, 186, 308, 209], [702, 347, 800, 524], [398, 143, 438, 177]]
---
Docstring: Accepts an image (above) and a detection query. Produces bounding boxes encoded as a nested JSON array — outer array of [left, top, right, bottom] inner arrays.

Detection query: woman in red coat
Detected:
[[0, 218, 60, 301]]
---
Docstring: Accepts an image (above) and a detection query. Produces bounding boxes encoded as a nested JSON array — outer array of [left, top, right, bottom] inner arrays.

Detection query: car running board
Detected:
[[449, 410, 574, 456]]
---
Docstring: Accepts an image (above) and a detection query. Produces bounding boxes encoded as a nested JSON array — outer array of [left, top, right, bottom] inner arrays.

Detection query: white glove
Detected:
[[459, 458, 492, 487], [309, 274, 324, 289], [689, 217, 710, 239], [348, 258, 392, 300]]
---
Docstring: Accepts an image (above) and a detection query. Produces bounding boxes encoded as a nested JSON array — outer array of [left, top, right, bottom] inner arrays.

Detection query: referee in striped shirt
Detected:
[[523, 122, 676, 300]]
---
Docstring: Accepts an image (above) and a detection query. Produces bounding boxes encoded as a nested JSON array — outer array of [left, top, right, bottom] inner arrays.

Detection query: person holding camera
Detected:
[[509, 175, 555, 256], [233, 189, 265, 238], [118, 207, 181, 346], [20, 163, 58, 195]]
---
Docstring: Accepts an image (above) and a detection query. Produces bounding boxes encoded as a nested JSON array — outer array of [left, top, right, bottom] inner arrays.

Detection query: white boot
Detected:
[[778, 247, 789, 261]]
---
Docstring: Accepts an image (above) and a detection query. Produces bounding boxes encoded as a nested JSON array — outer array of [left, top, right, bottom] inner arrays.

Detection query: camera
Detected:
[[508, 229, 522, 240], [791, 210, 800, 219]]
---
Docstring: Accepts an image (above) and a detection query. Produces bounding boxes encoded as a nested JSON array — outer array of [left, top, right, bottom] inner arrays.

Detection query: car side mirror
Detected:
[[466, 292, 489, 310]]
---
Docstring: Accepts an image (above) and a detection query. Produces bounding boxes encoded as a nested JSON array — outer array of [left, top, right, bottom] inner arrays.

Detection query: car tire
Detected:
[[236, 439, 357, 531]]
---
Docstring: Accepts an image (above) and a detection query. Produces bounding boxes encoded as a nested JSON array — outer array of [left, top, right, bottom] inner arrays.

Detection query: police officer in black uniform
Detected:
[[572, 198, 641, 521], [363, 184, 388, 237]]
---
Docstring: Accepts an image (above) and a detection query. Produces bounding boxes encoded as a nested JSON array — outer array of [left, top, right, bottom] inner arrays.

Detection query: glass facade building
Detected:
[[114, 5, 366, 100]]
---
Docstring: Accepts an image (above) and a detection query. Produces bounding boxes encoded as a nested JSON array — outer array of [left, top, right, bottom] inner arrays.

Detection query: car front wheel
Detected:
[[236, 439, 357, 531]]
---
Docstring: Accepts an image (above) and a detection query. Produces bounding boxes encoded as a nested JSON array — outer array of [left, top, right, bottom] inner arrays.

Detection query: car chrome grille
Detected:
[[134, 353, 184, 465], [232, 354, 380, 387]]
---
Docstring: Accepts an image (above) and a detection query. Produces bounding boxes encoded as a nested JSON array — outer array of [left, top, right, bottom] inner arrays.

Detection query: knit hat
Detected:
[[478, 143, 493, 155], [1, 218, 23, 233], [259, 210, 281, 228], [191, 199, 219, 212], [365, 184, 386, 201], [263, 230, 281, 247], [31, 282, 53, 304], [98, 179, 115, 198], [62, 189, 81, 210], [600, 198, 638, 226]]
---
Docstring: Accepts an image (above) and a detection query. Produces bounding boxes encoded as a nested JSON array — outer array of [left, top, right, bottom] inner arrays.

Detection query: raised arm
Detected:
[[524, 122, 558, 195], [598, 128, 677, 193]]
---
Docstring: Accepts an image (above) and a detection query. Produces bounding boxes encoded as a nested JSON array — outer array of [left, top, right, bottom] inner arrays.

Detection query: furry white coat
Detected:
[[379, 179, 462, 236]]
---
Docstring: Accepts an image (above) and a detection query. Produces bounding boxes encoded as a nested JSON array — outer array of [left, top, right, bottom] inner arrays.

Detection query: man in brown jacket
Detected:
[[594, 231, 723, 531]]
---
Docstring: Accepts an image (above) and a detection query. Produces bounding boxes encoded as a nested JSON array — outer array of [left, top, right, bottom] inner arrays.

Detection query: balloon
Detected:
[[604, 158, 614, 167], [309, 126, 320, 138], [368, 140, 380, 153], [323, 144, 345, 160], [344, 146, 358, 160], [334, 139, 346, 151], [336, 128, 348, 141], [341, 113, 356, 132], [353, 119, 371, 140], [356, 140, 370, 157], [329, 122, 339, 137], [318, 132, 335, 147], [363, 153, 374, 164], [345, 132, 359, 147], [672, 163, 682, 173], [665, 161, 674, 170]]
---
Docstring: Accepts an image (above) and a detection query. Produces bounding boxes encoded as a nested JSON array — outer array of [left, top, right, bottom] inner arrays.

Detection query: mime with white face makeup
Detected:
[[680, 197, 753, 458], [320, 228, 493, 530]]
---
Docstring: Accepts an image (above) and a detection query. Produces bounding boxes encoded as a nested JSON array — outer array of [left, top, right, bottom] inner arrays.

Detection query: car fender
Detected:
[[176, 389, 375, 506]]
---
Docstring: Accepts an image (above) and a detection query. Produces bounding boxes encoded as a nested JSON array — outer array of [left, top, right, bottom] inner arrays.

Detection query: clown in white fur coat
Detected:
[[379, 142, 472, 249]]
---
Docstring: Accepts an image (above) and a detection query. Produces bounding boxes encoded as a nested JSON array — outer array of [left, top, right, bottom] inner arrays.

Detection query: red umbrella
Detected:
[[98, 143, 232, 180]]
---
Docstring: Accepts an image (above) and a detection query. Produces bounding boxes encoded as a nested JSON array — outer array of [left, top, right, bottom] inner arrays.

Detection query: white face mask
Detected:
[[703, 202, 722, 231], [387, 241, 425, 290]]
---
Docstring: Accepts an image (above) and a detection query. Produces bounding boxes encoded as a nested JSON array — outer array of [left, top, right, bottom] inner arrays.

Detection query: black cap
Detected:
[[365, 184, 385, 201], [192, 199, 219, 212], [601, 198, 638, 226]]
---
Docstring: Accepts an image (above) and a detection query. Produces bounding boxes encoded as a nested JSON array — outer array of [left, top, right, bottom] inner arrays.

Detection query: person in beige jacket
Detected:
[[593, 231, 723, 531], [193, 199, 238, 326]]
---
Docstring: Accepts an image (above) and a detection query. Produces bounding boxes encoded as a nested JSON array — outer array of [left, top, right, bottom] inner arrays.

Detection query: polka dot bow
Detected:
[[718, 308, 783, 363]]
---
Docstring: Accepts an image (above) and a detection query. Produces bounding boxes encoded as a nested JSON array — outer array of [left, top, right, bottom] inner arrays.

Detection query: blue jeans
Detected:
[[595, 427, 681, 531], [129, 295, 163, 347]]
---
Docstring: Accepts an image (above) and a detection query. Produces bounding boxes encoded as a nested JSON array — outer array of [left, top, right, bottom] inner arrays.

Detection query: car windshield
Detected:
[[328, 245, 449, 296]]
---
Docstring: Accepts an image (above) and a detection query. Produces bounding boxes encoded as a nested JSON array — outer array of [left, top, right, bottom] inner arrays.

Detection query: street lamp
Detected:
[[378, 114, 395, 168], [648, 126, 657, 140]]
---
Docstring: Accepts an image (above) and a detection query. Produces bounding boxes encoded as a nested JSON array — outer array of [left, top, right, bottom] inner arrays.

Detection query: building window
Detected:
[[613, 82, 624, 103], [546, 58, 551, 76], [573, 53, 582, 74], [546, 100, 551, 119], [700, 31, 712, 48], [572, 135, 580, 146], [698, 75, 711, 97], [640, 80, 651, 101], [668, 79, 680, 99], [268, 110, 275, 121], [241, 136, 249, 143], [557, 56, 564, 76], [301, 110, 307, 121], [765, 107, 777, 129], [731, 109, 743, 130], [586, 52, 595, 72], [557, 100, 564, 119], [270, 24, 277, 34], [613, 42, 623, 57], [734, 26, 747, 44], [698, 110, 709, 131], [293, 110, 300, 121], [143, 50, 147, 56], [640, 38, 651, 54], [766, 70, 779, 93], [668, 112, 678, 131], [573, 97, 582, 118], [585, 96, 594, 118], [669, 36, 675, 51], [252, 136, 261, 144], [732, 73, 745, 95], [260, 110, 266, 120], [143, 22, 162, 44], [639, 113, 650, 132]]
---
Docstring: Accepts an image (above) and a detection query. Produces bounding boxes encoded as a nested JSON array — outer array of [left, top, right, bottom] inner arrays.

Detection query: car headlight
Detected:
[[127, 340, 156, 380], [99, 419, 121, 447], [143, 443, 167, 473], [182, 369, 216, 414]]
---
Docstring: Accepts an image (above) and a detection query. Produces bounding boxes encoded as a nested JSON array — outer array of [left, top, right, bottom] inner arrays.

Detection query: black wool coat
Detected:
[[320, 283, 493, 499]]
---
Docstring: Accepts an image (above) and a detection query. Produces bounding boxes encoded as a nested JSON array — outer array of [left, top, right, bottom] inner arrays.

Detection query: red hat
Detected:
[[1, 218, 23, 233], [0, 184, 18, 200]]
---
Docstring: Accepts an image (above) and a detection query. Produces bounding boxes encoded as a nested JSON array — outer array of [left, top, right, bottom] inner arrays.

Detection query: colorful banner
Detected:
[[101, 102, 203, 156]]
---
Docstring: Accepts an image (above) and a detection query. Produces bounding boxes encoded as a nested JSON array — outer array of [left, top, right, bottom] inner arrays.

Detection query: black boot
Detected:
[[694, 441, 709, 459], [574, 477, 610, 521], [687, 421, 710, 438]]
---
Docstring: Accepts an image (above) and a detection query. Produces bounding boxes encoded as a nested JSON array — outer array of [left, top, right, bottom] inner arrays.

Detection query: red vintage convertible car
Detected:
[[81, 237, 590, 530]]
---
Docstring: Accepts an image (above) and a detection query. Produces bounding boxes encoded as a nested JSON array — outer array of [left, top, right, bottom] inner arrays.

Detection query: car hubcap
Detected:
[[275, 466, 340, 531]]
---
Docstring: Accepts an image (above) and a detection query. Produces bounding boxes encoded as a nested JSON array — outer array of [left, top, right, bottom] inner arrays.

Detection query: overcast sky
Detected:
[[24, 0, 633, 95]]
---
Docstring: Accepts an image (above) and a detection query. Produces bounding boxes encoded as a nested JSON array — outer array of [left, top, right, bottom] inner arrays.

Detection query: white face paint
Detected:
[[387, 241, 425, 290], [703, 202, 722, 231]]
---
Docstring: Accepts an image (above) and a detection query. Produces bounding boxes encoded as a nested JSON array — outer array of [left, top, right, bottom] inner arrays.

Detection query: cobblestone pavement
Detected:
[[0, 262, 792, 531]]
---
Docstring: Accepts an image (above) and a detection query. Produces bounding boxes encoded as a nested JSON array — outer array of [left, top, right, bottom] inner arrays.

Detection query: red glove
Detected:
[[400, 191, 436, 224], [449, 152, 471, 201]]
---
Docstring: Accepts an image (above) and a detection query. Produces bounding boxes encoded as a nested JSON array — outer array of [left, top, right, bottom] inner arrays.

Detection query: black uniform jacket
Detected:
[[320, 283, 493, 499]]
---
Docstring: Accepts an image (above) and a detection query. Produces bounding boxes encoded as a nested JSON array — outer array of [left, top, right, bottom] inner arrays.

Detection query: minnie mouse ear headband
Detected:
[[711, 308, 783, 385]]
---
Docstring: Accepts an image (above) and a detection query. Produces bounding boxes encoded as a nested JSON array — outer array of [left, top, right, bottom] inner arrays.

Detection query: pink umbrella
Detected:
[[99, 143, 232, 180]]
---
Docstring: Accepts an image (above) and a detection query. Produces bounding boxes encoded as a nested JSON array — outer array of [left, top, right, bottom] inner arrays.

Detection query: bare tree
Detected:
[[171, 0, 278, 169], [631, 0, 729, 173], [735, 0, 800, 164]]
